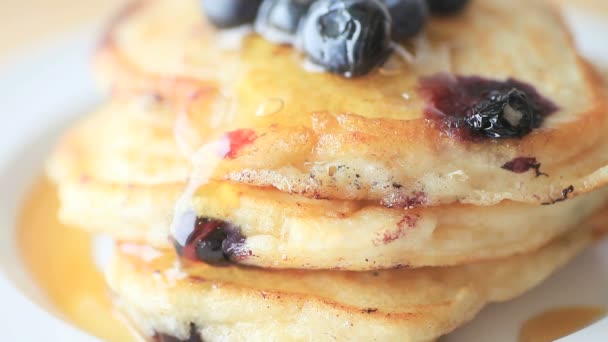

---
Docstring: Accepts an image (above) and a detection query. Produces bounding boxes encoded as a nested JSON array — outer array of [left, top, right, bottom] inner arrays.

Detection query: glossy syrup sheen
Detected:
[[519, 306, 606, 342], [17, 177, 138, 342]]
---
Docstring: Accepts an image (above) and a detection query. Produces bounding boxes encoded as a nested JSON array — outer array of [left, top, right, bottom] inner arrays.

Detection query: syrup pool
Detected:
[[519, 306, 606, 342], [17, 177, 138, 342]]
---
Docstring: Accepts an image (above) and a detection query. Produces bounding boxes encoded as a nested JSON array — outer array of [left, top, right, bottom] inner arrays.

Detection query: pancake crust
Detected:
[[95, 0, 608, 206], [48, 100, 608, 269], [107, 224, 600, 342]]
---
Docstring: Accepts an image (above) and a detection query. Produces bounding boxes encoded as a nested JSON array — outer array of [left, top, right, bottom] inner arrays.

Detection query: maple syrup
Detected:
[[17, 177, 138, 342]]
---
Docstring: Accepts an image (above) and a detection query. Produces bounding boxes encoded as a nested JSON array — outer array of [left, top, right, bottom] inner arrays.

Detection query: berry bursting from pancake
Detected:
[[466, 89, 537, 138], [173, 215, 248, 266], [419, 74, 558, 139], [153, 323, 202, 342]]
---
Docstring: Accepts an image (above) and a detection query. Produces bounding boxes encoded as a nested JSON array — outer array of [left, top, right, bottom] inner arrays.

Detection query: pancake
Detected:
[[95, 0, 608, 207], [47, 95, 188, 186], [48, 99, 608, 269], [107, 222, 601, 342]]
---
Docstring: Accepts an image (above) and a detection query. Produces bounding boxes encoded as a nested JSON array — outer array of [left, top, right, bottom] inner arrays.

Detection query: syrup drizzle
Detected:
[[170, 110, 255, 265], [170, 137, 231, 249]]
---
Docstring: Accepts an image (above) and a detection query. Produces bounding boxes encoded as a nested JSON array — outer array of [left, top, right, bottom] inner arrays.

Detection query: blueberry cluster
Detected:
[[200, 0, 469, 77]]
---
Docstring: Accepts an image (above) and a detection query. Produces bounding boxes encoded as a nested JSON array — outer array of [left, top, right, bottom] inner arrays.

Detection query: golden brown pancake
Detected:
[[107, 223, 601, 342], [95, 0, 608, 207], [48, 98, 608, 269]]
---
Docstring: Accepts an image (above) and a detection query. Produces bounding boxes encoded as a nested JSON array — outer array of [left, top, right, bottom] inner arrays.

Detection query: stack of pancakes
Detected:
[[47, 0, 608, 340]]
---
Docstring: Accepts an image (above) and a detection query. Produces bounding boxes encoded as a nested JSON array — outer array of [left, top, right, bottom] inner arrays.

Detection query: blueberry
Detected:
[[255, 0, 315, 44], [201, 0, 263, 28], [383, 0, 427, 40], [194, 223, 229, 264], [173, 216, 247, 266], [299, 0, 393, 77], [465, 88, 537, 139], [155, 323, 201, 342], [426, 0, 469, 15]]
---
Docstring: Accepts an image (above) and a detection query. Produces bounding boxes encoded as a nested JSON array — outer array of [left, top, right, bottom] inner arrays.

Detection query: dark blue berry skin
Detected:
[[465, 89, 536, 139], [201, 0, 263, 28], [299, 0, 393, 77], [426, 0, 469, 15], [383, 0, 427, 40], [173, 216, 247, 266], [194, 223, 230, 264], [154, 324, 202, 342], [255, 0, 315, 44]]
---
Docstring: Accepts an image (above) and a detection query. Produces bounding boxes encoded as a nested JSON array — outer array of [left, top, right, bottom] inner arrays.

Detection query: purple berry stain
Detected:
[[502, 157, 548, 177]]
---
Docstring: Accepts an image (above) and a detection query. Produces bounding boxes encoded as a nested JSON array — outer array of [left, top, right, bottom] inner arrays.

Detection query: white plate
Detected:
[[0, 8, 607, 342]]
